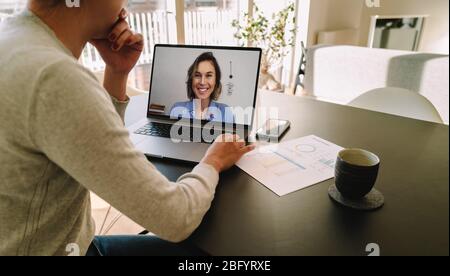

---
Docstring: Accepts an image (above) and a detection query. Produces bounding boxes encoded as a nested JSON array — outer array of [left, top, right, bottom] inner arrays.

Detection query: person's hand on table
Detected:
[[201, 134, 255, 173]]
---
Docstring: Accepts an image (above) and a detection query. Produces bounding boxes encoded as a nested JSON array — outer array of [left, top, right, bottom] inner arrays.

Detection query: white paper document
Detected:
[[236, 135, 343, 196]]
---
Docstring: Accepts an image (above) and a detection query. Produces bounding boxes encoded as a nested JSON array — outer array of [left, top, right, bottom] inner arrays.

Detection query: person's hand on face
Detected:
[[89, 9, 143, 75]]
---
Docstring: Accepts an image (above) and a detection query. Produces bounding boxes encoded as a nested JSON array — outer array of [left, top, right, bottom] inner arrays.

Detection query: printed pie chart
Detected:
[[295, 144, 316, 153]]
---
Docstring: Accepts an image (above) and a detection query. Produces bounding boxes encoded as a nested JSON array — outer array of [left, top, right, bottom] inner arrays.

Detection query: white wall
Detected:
[[359, 0, 449, 54], [304, 0, 449, 54], [306, 0, 364, 46]]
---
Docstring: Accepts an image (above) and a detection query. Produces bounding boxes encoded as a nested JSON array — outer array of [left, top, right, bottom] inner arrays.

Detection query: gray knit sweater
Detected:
[[0, 10, 219, 256]]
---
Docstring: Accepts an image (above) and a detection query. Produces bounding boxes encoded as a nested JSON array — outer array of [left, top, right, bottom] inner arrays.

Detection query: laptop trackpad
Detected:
[[135, 137, 210, 163]]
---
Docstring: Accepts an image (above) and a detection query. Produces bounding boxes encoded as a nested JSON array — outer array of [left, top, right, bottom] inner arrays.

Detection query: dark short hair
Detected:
[[186, 52, 222, 101]]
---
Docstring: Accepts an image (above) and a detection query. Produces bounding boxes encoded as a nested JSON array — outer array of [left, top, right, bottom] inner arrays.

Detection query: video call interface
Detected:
[[148, 46, 261, 126]]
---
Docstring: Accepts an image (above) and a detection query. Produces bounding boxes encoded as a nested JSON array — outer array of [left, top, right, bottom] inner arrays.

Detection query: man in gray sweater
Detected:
[[0, 0, 254, 256]]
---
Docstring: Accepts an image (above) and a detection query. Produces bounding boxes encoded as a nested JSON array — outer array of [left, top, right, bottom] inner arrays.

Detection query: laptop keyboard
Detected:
[[134, 122, 173, 139], [134, 122, 232, 143]]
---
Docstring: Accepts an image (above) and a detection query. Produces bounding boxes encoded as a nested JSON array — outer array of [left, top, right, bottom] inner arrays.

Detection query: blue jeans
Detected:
[[85, 235, 207, 256]]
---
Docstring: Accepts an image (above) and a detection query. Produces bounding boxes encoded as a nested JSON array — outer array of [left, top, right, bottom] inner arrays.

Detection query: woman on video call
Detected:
[[0, 0, 254, 256], [170, 52, 234, 124]]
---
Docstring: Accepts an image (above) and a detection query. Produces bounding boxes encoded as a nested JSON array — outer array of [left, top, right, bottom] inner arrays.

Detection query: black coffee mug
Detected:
[[335, 149, 380, 199]]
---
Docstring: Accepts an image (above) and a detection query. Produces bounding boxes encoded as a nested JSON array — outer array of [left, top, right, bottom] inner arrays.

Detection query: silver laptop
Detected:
[[128, 44, 262, 163]]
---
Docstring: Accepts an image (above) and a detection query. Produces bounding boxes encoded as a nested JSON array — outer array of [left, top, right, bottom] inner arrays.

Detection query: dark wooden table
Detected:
[[126, 91, 449, 256]]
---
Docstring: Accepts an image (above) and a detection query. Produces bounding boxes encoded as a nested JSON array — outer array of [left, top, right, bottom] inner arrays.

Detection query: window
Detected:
[[249, 0, 297, 88], [0, 0, 26, 16], [0, 0, 25, 24], [184, 0, 242, 46], [1, 0, 300, 92]]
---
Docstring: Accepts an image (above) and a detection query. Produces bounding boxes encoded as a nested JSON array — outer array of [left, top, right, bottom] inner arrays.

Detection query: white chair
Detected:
[[303, 45, 449, 124], [348, 87, 444, 124]]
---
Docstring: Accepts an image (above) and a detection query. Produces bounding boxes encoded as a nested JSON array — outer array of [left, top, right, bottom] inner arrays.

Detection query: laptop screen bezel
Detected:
[[146, 44, 262, 131]]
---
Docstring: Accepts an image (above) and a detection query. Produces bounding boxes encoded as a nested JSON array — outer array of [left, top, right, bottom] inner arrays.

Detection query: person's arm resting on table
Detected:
[[30, 15, 254, 243], [30, 59, 253, 242]]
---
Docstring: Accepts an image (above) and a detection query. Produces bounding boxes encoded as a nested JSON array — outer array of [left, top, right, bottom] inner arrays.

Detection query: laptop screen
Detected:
[[147, 45, 261, 127]]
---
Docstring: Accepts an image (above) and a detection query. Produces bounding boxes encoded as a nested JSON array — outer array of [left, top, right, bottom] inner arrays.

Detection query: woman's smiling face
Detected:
[[192, 61, 216, 100]]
